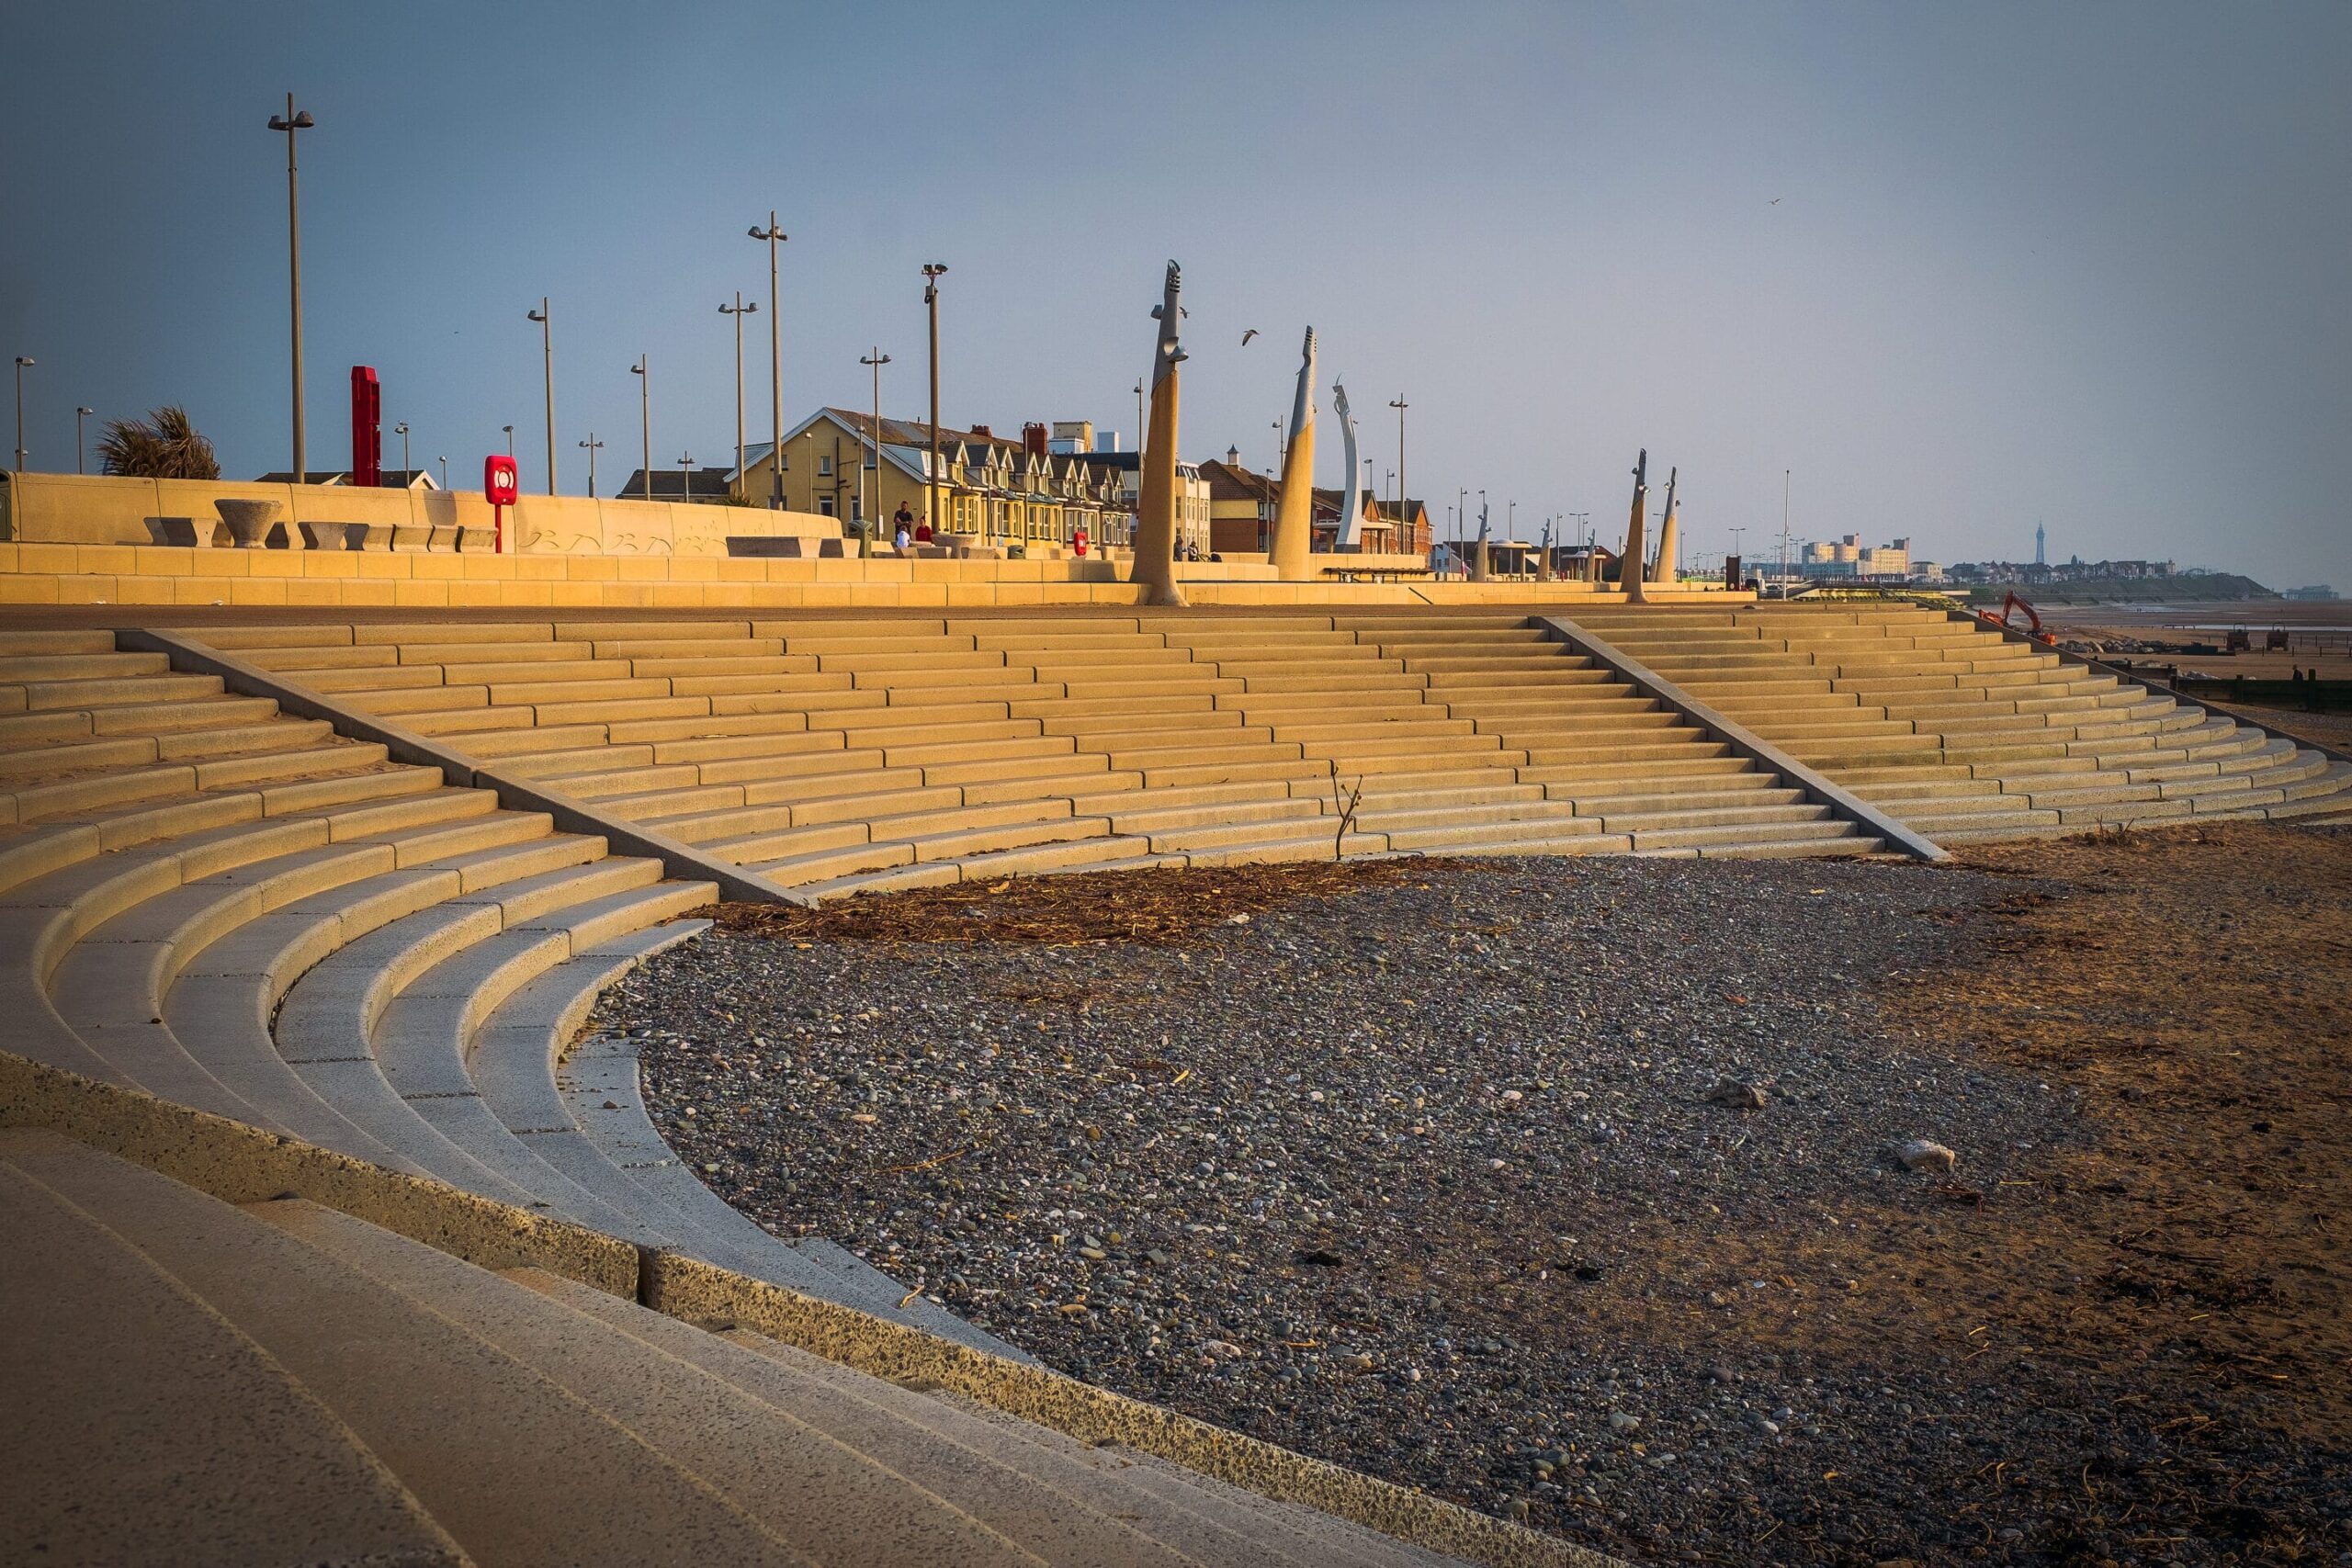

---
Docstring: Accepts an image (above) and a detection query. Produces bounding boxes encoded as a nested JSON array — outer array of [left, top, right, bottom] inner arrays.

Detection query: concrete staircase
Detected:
[[181, 612, 1883, 895], [1, 1124, 1487, 1567], [1568, 604, 2352, 840], [0, 627, 1004, 1351]]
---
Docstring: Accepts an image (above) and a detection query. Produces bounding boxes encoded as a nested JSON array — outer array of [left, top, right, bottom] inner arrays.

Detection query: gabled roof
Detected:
[[254, 468, 442, 490], [612, 467, 739, 501]]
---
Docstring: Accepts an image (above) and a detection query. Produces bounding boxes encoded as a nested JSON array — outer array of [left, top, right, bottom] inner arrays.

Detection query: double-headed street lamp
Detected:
[[1388, 394, 1408, 548], [579, 434, 604, 498], [266, 94, 315, 483], [630, 357, 650, 501], [526, 299, 554, 493], [12, 355, 33, 469], [859, 348, 890, 527], [719, 293, 757, 487], [748, 213, 786, 507], [922, 264, 947, 535]]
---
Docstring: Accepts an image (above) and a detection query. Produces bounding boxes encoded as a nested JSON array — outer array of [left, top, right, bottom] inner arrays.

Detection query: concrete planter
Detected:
[[214, 498, 284, 548]]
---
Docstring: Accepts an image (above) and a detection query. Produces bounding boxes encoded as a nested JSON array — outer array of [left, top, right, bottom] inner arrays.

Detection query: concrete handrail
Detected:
[[117, 627, 797, 907], [1535, 614, 1948, 862]]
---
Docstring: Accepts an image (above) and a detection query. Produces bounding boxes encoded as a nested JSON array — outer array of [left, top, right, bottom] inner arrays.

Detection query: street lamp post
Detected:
[[266, 94, 315, 484], [526, 299, 554, 494], [502, 423, 514, 457], [719, 293, 757, 490], [392, 422, 410, 479], [579, 434, 603, 498], [1780, 468, 1792, 581], [859, 348, 890, 528], [630, 356, 650, 501], [1388, 393, 1408, 552], [75, 406, 93, 474], [678, 451, 694, 506], [748, 212, 786, 507], [10, 356, 31, 469], [436, 455, 447, 489], [922, 264, 947, 536]]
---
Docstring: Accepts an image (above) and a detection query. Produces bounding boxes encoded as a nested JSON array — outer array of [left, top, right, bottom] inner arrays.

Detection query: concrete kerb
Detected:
[[1951, 608, 2352, 773], [1535, 615, 1948, 862], [115, 626, 802, 908], [0, 1051, 1615, 1568]]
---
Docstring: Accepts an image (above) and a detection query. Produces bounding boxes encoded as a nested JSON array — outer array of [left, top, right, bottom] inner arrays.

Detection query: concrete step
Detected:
[[0, 1137, 468, 1568], [4, 1140, 809, 1566]]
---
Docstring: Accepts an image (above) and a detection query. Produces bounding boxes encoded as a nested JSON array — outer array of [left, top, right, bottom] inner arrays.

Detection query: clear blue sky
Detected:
[[6, 1, 2346, 584]]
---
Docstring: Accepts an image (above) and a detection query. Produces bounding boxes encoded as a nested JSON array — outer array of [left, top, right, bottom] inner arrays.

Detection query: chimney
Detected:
[[969, 423, 991, 439], [1023, 422, 1047, 456]]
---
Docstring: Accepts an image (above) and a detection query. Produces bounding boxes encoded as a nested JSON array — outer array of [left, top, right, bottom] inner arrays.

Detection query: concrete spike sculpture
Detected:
[[1134, 260, 1188, 607], [1539, 516, 1554, 581], [1332, 380, 1364, 549], [1650, 466, 1679, 585], [1472, 497, 1491, 582], [1268, 328, 1317, 579], [1618, 448, 1651, 604]]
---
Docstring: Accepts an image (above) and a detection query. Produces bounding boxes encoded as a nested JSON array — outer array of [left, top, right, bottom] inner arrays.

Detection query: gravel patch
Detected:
[[590, 849, 2344, 1566]]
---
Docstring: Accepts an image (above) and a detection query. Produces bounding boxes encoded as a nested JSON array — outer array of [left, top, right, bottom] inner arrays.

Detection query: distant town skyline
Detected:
[[4, 1, 2346, 586]]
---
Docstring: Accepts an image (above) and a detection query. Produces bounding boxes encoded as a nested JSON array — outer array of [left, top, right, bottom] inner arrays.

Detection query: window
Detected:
[[819, 496, 835, 517], [819, 455, 833, 477]]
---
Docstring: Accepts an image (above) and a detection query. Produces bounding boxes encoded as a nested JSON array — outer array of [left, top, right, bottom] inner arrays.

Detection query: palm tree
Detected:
[[97, 405, 220, 479]]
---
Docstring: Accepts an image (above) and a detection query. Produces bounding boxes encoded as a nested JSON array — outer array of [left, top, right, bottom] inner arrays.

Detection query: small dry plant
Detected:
[[1327, 757, 1365, 861]]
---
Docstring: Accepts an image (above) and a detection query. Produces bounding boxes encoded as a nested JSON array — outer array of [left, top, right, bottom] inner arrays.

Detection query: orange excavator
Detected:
[[1979, 591, 2057, 645]]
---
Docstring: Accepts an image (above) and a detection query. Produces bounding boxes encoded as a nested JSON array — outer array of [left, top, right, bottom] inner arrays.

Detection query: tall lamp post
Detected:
[[1780, 468, 1792, 581], [502, 423, 514, 457], [1388, 394, 1408, 552], [719, 293, 756, 490], [579, 434, 603, 498], [436, 455, 447, 489], [266, 94, 315, 484], [392, 422, 410, 479], [922, 264, 947, 536], [11, 356, 31, 470], [859, 348, 890, 528], [677, 451, 695, 505], [75, 406, 93, 474], [630, 357, 650, 501], [526, 299, 554, 493], [748, 212, 786, 507]]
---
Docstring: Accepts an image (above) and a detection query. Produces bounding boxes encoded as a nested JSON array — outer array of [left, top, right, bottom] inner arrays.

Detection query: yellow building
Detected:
[[732, 410, 1130, 549]]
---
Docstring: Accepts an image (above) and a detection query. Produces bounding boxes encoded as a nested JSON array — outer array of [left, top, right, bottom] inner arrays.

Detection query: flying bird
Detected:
[[1769, 197, 1782, 205], [1240, 329, 1260, 345]]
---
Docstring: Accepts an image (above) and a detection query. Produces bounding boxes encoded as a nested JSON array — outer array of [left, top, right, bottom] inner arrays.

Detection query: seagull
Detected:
[[1240, 329, 1260, 345], [1769, 197, 1782, 205]]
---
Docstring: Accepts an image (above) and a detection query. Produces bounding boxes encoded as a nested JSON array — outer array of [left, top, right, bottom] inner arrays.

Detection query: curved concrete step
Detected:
[[0, 1141, 466, 1568], [4, 1136, 810, 1567]]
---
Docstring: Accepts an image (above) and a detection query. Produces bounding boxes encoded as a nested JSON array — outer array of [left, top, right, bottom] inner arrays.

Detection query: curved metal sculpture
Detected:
[[1617, 448, 1650, 604], [1133, 260, 1188, 607], [1472, 496, 1491, 582], [1269, 328, 1317, 580], [1332, 380, 1365, 549], [1649, 465, 1679, 585]]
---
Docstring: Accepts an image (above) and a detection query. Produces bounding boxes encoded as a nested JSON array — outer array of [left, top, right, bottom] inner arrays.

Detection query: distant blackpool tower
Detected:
[[2035, 521, 2046, 567]]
